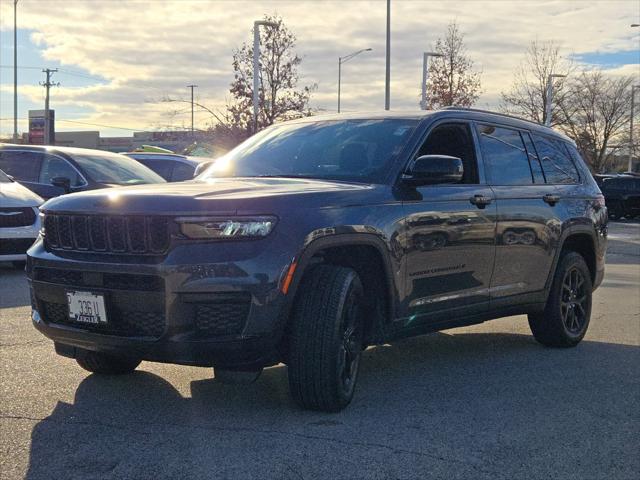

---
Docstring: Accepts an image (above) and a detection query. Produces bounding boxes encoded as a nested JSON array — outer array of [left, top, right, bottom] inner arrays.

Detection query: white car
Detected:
[[0, 168, 43, 267]]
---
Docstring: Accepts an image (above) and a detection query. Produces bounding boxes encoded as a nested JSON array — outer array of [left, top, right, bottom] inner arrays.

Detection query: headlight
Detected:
[[176, 216, 276, 240]]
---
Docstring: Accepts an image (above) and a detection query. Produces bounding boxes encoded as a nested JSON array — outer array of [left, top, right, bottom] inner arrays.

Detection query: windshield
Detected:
[[70, 151, 165, 185], [198, 119, 418, 183], [0, 169, 12, 183]]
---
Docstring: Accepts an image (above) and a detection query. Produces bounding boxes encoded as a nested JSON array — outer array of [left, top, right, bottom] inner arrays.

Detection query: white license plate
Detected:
[[66, 291, 107, 324]]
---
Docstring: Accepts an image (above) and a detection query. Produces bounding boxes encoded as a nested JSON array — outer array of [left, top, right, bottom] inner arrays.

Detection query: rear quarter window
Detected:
[[0, 150, 43, 182]]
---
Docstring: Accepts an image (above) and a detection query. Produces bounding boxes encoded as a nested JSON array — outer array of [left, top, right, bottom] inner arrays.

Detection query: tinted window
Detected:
[[138, 159, 174, 181], [69, 151, 165, 185], [521, 133, 546, 183], [477, 125, 533, 185], [416, 123, 478, 184], [532, 135, 580, 184], [0, 150, 43, 182], [172, 162, 195, 181], [39, 154, 84, 186], [200, 119, 418, 183]]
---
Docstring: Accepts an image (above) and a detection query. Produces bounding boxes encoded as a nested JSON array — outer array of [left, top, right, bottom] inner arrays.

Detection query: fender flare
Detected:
[[281, 232, 399, 322], [545, 224, 598, 291]]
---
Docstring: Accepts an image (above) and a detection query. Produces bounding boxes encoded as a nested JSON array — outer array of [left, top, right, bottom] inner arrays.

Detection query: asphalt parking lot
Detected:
[[1, 221, 638, 480]]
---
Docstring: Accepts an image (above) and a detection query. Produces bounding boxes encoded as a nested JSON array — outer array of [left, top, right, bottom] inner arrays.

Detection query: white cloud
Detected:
[[0, 0, 638, 135]]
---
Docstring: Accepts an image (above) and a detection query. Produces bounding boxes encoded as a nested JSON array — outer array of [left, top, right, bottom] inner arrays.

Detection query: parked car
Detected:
[[123, 152, 216, 181], [0, 145, 165, 200], [600, 175, 640, 219], [0, 168, 43, 267], [27, 109, 607, 412]]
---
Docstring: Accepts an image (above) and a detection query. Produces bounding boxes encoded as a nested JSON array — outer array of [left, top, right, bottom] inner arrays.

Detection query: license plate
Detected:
[[66, 291, 107, 324]]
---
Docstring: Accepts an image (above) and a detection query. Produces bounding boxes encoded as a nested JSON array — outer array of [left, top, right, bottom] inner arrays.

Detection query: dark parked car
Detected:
[[26, 109, 607, 412], [123, 152, 216, 181], [600, 175, 640, 219], [0, 145, 165, 199]]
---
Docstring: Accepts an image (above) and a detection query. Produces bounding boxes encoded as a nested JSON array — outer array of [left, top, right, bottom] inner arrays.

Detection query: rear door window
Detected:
[[477, 124, 533, 185], [136, 159, 173, 181], [532, 134, 580, 184], [171, 162, 195, 181], [0, 150, 43, 182]]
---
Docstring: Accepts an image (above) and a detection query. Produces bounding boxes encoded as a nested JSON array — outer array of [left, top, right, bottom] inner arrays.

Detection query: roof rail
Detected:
[[440, 106, 546, 128]]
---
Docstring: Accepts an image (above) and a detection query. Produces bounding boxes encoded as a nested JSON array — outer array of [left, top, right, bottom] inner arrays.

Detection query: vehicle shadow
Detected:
[[25, 332, 640, 479], [0, 263, 31, 308]]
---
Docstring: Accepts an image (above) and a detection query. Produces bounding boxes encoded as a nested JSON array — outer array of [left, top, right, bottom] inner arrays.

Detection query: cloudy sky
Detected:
[[0, 0, 638, 137]]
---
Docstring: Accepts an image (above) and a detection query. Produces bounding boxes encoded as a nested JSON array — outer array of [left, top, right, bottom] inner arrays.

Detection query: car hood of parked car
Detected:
[[0, 180, 44, 208], [40, 177, 390, 215]]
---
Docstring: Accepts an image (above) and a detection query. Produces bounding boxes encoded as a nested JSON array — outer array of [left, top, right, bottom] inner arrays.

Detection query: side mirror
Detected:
[[193, 161, 213, 178], [404, 155, 463, 186], [50, 176, 71, 193]]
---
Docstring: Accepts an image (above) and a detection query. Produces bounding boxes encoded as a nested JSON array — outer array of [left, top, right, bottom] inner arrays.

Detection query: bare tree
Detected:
[[227, 14, 315, 140], [501, 40, 573, 126], [558, 72, 634, 173], [426, 21, 481, 108]]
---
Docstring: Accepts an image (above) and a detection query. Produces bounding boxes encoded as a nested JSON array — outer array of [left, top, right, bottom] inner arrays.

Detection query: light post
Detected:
[[629, 85, 639, 173], [13, 0, 18, 142], [544, 73, 566, 127], [253, 20, 278, 134], [420, 51, 443, 110], [337, 48, 372, 113], [384, 0, 390, 110]]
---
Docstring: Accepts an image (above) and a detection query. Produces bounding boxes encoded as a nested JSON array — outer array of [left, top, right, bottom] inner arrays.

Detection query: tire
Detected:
[[528, 251, 593, 347], [287, 265, 365, 412], [607, 201, 622, 220], [76, 350, 141, 375]]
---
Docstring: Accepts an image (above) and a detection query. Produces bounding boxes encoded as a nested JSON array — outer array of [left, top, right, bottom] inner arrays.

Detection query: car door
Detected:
[[401, 121, 497, 323], [477, 124, 563, 307]]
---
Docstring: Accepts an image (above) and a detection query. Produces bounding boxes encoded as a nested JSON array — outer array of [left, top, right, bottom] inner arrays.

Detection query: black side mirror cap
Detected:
[[403, 155, 464, 186], [50, 176, 71, 192]]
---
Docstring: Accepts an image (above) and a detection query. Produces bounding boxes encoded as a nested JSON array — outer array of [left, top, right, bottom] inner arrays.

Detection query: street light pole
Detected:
[[337, 48, 372, 113], [545, 73, 566, 127], [384, 0, 391, 110], [187, 84, 197, 137], [13, 0, 18, 142], [421, 51, 443, 110], [629, 85, 639, 173], [253, 20, 277, 134]]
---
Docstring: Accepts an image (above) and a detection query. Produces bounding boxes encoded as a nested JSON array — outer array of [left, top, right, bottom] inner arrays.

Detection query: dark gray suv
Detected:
[[26, 109, 607, 412]]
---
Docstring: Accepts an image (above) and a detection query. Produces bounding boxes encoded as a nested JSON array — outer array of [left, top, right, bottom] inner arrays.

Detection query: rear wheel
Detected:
[[528, 251, 592, 347], [287, 265, 365, 412], [76, 350, 141, 374]]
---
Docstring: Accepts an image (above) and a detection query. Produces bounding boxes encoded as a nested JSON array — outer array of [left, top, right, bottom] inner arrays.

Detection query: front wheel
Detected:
[[528, 251, 592, 347], [287, 265, 365, 412]]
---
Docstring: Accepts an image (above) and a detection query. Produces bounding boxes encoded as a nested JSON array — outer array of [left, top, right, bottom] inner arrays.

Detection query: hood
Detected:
[[41, 177, 390, 215], [0, 181, 44, 208]]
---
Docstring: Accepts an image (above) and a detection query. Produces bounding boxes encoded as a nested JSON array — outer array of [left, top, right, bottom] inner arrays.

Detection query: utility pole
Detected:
[[421, 52, 443, 110], [544, 73, 566, 127], [40, 68, 58, 145], [13, 0, 18, 142], [187, 84, 197, 137], [253, 20, 277, 134], [629, 85, 639, 173], [384, 0, 391, 110]]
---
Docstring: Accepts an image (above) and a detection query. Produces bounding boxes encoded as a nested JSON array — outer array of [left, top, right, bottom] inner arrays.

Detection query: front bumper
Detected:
[[27, 235, 296, 369]]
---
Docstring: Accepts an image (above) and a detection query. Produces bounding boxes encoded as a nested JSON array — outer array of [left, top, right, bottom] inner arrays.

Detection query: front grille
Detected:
[[194, 293, 251, 336], [0, 207, 36, 228], [42, 300, 165, 337], [33, 267, 164, 292], [44, 214, 170, 255], [0, 237, 36, 255]]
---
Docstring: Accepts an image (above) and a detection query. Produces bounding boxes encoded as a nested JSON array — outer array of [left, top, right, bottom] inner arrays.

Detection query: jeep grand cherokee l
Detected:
[[26, 109, 607, 412]]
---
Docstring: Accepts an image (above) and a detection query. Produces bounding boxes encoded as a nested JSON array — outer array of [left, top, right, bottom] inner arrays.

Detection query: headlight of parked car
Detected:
[[176, 216, 277, 240]]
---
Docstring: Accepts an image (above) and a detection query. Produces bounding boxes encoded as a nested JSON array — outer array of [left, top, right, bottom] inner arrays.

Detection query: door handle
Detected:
[[543, 194, 560, 206], [470, 194, 492, 209]]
